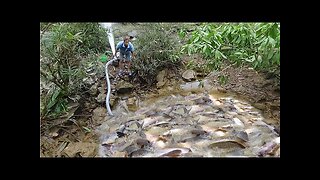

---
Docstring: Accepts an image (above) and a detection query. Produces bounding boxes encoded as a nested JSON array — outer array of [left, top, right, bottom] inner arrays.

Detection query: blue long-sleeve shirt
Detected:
[[116, 41, 134, 53]]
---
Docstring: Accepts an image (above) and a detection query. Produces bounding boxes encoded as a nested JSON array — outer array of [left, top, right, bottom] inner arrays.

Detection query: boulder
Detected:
[[182, 70, 196, 81]]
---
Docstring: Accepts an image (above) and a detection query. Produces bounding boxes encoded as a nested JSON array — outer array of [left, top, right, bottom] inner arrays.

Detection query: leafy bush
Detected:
[[180, 23, 280, 76], [132, 23, 181, 86], [40, 23, 108, 119]]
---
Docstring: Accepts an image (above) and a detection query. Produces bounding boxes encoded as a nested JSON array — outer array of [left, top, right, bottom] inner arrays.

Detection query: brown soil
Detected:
[[205, 62, 280, 131]]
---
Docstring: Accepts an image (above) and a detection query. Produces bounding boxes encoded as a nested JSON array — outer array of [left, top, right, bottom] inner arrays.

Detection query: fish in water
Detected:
[[258, 140, 279, 156], [189, 105, 205, 114], [193, 97, 212, 105]]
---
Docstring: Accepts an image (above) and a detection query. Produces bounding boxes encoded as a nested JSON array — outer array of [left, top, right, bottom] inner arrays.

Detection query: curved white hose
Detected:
[[105, 58, 116, 116], [100, 22, 116, 116]]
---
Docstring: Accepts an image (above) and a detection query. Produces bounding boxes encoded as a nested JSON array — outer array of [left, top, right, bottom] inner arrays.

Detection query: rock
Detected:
[[167, 69, 176, 78], [253, 103, 266, 110], [89, 84, 98, 96], [97, 121, 110, 132], [128, 122, 139, 131], [115, 80, 134, 94], [156, 70, 168, 88], [182, 70, 196, 81], [109, 96, 117, 107], [127, 97, 137, 111], [98, 86, 106, 94], [92, 107, 107, 123], [83, 77, 95, 85], [217, 87, 227, 93], [63, 142, 97, 157], [121, 96, 129, 100], [96, 93, 106, 103], [128, 30, 137, 38], [101, 133, 118, 145]]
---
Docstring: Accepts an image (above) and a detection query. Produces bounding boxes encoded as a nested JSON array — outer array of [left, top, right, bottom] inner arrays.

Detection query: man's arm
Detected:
[[114, 42, 120, 57]]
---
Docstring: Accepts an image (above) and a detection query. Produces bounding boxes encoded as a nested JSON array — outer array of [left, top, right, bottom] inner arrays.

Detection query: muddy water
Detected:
[[96, 80, 280, 157]]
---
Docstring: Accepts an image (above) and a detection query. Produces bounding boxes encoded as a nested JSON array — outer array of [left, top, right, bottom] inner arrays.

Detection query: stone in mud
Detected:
[[127, 97, 137, 111], [97, 121, 110, 133], [96, 93, 106, 103], [167, 69, 176, 78], [182, 69, 196, 81], [92, 107, 107, 123], [127, 121, 139, 131], [115, 80, 134, 94], [127, 97, 135, 104], [98, 86, 106, 94], [156, 70, 168, 88], [109, 96, 117, 107], [89, 83, 98, 95], [253, 103, 266, 110], [217, 87, 227, 93], [63, 142, 97, 157]]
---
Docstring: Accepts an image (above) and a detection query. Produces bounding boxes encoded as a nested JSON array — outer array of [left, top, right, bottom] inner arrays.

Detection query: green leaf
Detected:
[[215, 50, 221, 59], [83, 127, 91, 132], [194, 36, 200, 43], [234, 52, 243, 56], [48, 90, 60, 107], [218, 51, 227, 59], [268, 37, 276, 46], [257, 55, 262, 62], [245, 55, 255, 62], [267, 51, 274, 60], [203, 45, 207, 53], [236, 36, 242, 44], [203, 38, 211, 44]]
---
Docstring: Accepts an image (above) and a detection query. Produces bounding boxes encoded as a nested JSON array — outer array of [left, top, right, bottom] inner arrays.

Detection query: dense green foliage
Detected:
[[180, 23, 280, 75], [40, 23, 108, 119], [132, 23, 181, 86]]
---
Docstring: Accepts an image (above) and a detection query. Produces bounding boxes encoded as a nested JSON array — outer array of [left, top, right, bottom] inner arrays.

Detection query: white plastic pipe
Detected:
[[100, 23, 116, 55], [100, 22, 116, 116], [105, 57, 117, 116]]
